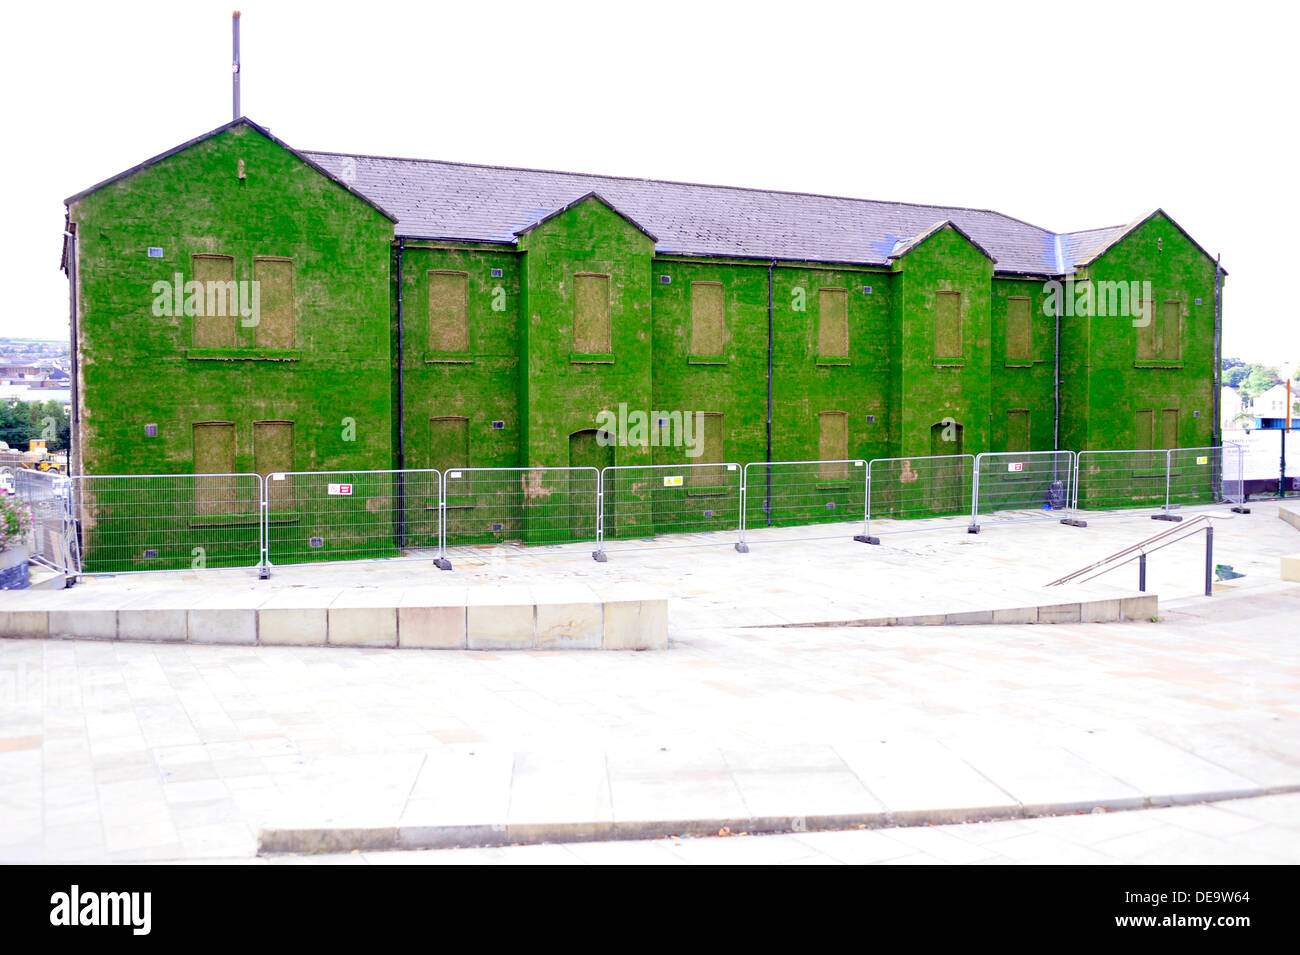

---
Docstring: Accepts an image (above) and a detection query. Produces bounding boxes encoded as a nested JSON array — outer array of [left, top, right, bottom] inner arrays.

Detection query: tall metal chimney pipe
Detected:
[[232, 11, 242, 120]]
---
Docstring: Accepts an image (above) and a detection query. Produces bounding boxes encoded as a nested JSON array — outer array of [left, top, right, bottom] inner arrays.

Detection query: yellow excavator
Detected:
[[15, 440, 67, 474]]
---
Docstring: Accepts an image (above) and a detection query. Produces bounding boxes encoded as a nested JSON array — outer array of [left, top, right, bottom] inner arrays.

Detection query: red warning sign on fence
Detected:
[[327, 483, 354, 496], [1007, 462, 1024, 472]]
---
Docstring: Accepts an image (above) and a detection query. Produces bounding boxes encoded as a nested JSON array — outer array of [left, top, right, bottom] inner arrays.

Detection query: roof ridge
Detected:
[[301, 147, 1055, 231]]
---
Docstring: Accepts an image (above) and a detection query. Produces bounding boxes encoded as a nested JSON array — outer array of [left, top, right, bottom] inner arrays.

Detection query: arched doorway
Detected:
[[568, 429, 615, 540], [929, 420, 965, 515]]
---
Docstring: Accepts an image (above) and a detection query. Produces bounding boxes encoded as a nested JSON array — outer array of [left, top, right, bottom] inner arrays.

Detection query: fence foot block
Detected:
[[258, 566, 270, 580], [1231, 505, 1251, 514], [967, 524, 980, 534], [1151, 514, 1183, 522], [433, 557, 453, 571], [1060, 518, 1088, 528], [853, 534, 880, 545], [734, 542, 750, 553], [592, 550, 608, 563]]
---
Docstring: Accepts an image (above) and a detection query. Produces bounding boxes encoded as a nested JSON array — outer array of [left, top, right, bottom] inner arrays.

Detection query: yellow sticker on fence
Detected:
[[663, 475, 683, 487], [1196, 456, 1208, 465]]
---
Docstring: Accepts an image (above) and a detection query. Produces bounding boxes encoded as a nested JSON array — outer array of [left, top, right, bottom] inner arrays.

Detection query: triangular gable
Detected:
[[886, 219, 997, 265], [512, 191, 658, 242], [1071, 208, 1225, 274], [63, 117, 397, 223]]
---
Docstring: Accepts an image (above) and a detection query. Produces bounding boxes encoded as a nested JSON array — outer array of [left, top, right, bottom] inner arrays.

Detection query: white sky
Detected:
[[4, 0, 1295, 362]]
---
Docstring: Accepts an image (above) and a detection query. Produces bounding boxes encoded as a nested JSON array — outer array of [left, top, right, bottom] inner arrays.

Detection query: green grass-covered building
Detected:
[[62, 118, 1224, 566]]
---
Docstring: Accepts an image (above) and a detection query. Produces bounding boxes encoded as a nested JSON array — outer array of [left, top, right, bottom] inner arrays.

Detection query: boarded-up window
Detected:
[[1135, 409, 1155, 469], [428, 271, 470, 353], [1137, 298, 1157, 360], [691, 282, 725, 356], [430, 417, 470, 498], [818, 288, 848, 357], [573, 273, 611, 354], [818, 411, 849, 481], [935, 291, 962, 360], [691, 412, 725, 490], [191, 255, 236, 347], [254, 421, 294, 511], [254, 257, 295, 349], [1161, 408, 1180, 450], [193, 422, 235, 515], [1135, 409, 1154, 448], [1006, 409, 1030, 453], [1160, 300, 1182, 361], [1006, 297, 1032, 364]]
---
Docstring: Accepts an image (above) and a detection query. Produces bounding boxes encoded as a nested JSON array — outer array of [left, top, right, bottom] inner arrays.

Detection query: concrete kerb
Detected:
[[755, 592, 1155, 628], [0, 582, 669, 651], [255, 783, 1300, 855]]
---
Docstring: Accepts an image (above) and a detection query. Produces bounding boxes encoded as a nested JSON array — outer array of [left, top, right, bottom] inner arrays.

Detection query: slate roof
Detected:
[[65, 118, 1216, 277], [302, 148, 1115, 276]]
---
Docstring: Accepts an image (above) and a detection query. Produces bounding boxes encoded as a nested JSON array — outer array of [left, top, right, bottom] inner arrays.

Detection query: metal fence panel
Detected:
[[266, 469, 441, 565], [441, 467, 599, 553], [1166, 446, 1246, 512], [864, 454, 975, 538], [12, 468, 78, 574], [740, 459, 868, 544], [73, 473, 263, 574], [1072, 449, 1169, 515], [599, 462, 742, 553], [972, 450, 1073, 528]]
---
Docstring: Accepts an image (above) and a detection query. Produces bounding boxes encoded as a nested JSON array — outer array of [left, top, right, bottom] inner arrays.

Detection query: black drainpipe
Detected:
[[396, 237, 406, 547], [64, 225, 79, 479], [1212, 254, 1223, 498], [1053, 278, 1061, 453], [766, 259, 774, 526]]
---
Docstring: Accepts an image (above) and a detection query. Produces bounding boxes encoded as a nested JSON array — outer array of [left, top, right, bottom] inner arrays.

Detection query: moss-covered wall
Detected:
[[894, 227, 995, 457], [69, 123, 394, 478], [1070, 213, 1218, 451], [67, 126, 1222, 561], [397, 242, 521, 472]]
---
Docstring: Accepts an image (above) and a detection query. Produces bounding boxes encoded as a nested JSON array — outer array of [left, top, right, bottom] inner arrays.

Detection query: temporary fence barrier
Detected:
[[598, 461, 742, 556], [52, 442, 1259, 576], [440, 466, 601, 564], [265, 469, 442, 567], [12, 468, 79, 576], [1072, 449, 1171, 518], [738, 459, 869, 546], [1162, 445, 1248, 518], [71, 473, 263, 574], [970, 450, 1074, 531], [862, 454, 975, 542]]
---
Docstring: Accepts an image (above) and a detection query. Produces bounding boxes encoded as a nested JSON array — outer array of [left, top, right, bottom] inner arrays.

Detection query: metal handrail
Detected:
[[1045, 514, 1217, 586]]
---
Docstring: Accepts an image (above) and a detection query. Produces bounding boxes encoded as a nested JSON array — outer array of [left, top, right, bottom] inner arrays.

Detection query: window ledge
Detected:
[[189, 513, 261, 528], [187, 348, 301, 361], [570, 352, 614, 364], [933, 361, 964, 368], [1003, 361, 1033, 368], [688, 356, 728, 365], [1134, 361, 1184, 369], [816, 356, 850, 367], [424, 351, 474, 364]]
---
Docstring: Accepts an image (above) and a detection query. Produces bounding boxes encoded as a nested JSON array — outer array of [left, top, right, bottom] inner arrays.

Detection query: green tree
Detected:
[[1239, 366, 1282, 402], [0, 398, 69, 452]]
